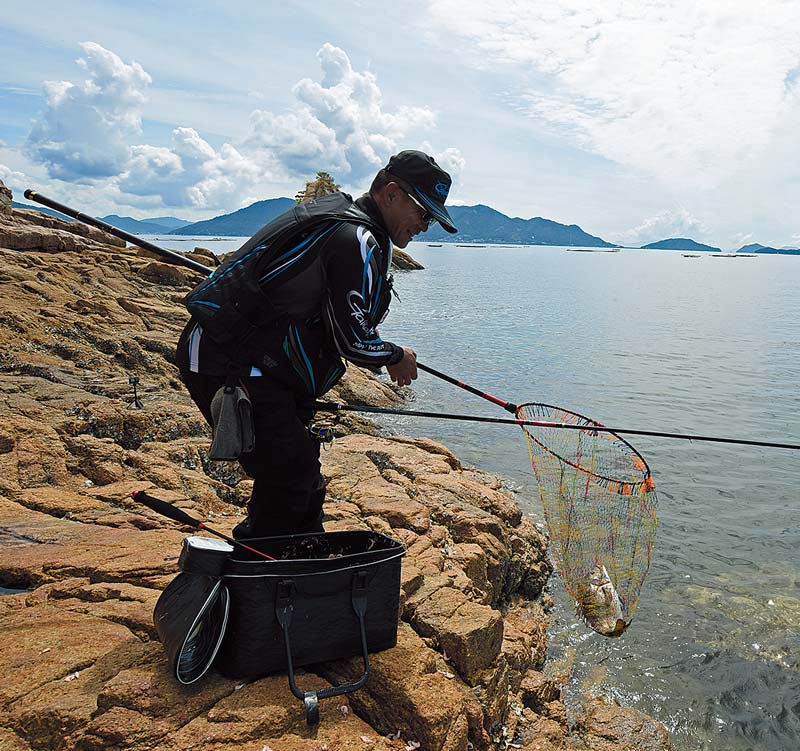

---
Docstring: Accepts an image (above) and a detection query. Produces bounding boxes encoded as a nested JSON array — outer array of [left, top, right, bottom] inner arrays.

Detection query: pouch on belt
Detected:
[[209, 384, 255, 460]]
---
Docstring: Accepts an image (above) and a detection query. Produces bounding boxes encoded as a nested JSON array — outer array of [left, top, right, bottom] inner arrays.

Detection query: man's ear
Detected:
[[375, 181, 397, 208], [385, 181, 400, 204]]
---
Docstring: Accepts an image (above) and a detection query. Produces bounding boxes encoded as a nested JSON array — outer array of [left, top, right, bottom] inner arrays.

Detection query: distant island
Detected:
[[417, 204, 614, 247], [168, 200, 614, 247], [12, 201, 74, 222], [737, 243, 800, 256], [12, 196, 800, 255], [97, 214, 192, 235], [168, 198, 295, 236], [641, 238, 720, 252]]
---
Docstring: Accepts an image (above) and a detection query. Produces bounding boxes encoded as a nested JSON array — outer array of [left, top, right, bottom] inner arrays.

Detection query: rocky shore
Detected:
[[0, 185, 672, 751]]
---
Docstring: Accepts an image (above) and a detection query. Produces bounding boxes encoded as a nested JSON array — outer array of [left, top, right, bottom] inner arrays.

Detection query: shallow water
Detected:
[[376, 243, 800, 751]]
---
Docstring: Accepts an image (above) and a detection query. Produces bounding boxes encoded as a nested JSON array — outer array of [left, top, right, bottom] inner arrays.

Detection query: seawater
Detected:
[[151, 236, 799, 751], [378, 243, 800, 751]]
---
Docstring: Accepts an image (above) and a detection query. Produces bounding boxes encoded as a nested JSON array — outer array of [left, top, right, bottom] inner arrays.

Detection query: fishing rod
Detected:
[[401, 364, 800, 451], [23, 194, 496, 411], [24, 189, 214, 276], [313, 401, 800, 451], [26, 189, 799, 452], [130, 490, 276, 560], [416, 362, 518, 413]]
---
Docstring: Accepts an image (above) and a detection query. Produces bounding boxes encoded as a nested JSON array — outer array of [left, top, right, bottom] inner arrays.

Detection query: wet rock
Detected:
[[473, 654, 514, 733], [573, 698, 674, 751], [391, 246, 424, 270], [514, 708, 566, 750], [502, 603, 549, 675]]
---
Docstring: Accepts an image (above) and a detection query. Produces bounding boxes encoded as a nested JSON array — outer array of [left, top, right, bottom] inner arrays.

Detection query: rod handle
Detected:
[[23, 189, 213, 277], [417, 361, 518, 413], [130, 490, 201, 528]]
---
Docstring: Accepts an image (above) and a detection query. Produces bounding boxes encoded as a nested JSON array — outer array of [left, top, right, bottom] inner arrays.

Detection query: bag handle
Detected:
[[275, 571, 371, 725]]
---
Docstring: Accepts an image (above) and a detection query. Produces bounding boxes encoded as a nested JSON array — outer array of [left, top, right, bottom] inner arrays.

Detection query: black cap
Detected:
[[384, 150, 457, 233]]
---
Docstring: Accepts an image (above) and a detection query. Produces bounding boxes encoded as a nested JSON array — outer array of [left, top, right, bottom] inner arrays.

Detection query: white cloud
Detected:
[[21, 40, 458, 213], [0, 163, 29, 191], [730, 231, 755, 248], [26, 42, 151, 180], [618, 208, 707, 246], [119, 127, 260, 208], [246, 43, 438, 181], [426, 1, 800, 190], [422, 144, 466, 182]]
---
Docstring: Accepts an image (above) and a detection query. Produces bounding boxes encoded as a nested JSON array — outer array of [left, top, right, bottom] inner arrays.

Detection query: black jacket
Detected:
[[180, 192, 403, 397]]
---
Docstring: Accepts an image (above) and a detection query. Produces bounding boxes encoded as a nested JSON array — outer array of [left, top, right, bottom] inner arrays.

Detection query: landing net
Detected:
[[518, 403, 658, 635]]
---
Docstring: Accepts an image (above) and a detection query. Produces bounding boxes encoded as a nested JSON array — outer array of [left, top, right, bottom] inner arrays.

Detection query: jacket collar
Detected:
[[355, 194, 391, 247]]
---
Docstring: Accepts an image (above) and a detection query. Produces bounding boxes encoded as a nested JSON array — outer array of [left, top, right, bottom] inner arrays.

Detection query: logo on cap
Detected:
[[434, 182, 450, 199]]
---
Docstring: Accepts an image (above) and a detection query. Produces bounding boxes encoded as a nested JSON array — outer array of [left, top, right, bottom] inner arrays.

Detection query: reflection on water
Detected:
[[378, 243, 800, 751]]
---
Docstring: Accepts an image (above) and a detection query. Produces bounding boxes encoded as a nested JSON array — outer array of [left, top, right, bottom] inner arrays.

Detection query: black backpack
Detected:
[[184, 193, 389, 361]]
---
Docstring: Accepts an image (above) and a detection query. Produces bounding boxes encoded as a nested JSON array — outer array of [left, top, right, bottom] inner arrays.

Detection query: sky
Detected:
[[2, 1, 800, 249]]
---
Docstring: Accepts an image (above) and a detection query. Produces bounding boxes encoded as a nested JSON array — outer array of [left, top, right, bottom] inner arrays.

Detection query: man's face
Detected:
[[380, 182, 432, 249]]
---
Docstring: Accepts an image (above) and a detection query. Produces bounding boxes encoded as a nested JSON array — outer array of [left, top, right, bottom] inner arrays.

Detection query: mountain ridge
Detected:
[[168, 197, 295, 236], [12, 201, 75, 222], [737, 243, 800, 255], [98, 214, 190, 235], [16, 196, 798, 253], [418, 204, 615, 246], [641, 238, 720, 251]]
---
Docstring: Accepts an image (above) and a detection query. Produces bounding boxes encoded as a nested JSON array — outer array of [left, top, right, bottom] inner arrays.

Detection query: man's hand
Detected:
[[387, 346, 418, 387]]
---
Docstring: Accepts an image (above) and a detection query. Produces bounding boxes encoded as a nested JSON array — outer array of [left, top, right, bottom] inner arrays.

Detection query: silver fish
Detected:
[[574, 563, 629, 637]]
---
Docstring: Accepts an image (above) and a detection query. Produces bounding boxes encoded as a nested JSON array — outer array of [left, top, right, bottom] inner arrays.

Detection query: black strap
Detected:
[[275, 571, 371, 725]]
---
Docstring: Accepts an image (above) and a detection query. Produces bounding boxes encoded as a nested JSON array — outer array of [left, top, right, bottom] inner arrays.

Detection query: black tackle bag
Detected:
[[153, 536, 233, 685], [154, 530, 405, 724]]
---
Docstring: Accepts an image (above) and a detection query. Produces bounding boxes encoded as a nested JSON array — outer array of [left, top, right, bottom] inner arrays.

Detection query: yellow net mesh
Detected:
[[518, 402, 658, 636]]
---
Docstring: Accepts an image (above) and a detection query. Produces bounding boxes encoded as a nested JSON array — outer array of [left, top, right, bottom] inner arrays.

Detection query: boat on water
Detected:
[[713, 253, 757, 258], [427, 243, 442, 247], [456, 244, 487, 247], [682, 254, 701, 258], [565, 247, 621, 253]]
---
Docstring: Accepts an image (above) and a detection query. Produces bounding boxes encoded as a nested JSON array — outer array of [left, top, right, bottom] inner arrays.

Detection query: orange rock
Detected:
[[0, 203, 671, 751]]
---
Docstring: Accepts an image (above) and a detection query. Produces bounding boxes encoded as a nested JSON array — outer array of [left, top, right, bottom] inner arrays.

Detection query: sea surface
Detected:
[[148, 236, 799, 750]]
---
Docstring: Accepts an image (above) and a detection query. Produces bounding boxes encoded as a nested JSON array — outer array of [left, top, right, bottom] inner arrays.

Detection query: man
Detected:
[[176, 150, 458, 539]]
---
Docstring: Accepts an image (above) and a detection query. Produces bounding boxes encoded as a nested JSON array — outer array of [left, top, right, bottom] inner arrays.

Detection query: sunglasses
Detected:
[[401, 187, 436, 230]]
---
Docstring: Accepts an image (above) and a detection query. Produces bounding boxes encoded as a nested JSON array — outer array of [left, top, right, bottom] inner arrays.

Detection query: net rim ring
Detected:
[[515, 401, 654, 491]]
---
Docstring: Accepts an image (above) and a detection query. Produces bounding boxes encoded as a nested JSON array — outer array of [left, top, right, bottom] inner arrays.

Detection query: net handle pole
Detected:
[[416, 362, 518, 413], [312, 401, 800, 451], [23, 189, 214, 278]]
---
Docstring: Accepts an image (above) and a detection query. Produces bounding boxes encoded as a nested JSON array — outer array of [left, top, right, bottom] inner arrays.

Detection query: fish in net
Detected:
[[518, 403, 658, 637]]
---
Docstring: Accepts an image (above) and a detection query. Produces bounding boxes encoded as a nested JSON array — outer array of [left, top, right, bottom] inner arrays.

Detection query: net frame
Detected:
[[517, 402, 658, 631]]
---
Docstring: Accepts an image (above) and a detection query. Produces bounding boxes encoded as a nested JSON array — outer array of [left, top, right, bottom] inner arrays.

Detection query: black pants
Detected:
[[177, 355, 325, 540]]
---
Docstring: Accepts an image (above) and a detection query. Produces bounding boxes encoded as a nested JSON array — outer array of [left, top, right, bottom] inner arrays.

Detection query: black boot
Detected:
[[232, 517, 254, 540]]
